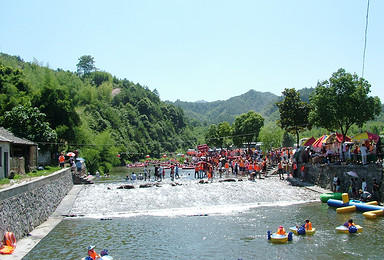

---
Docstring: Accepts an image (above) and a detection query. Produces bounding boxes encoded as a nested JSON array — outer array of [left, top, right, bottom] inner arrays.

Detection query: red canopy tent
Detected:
[[312, 135, 327, 148], [352, 131, 380, 143], [323, 133, 352, 144], [303, 137, 316, 146]]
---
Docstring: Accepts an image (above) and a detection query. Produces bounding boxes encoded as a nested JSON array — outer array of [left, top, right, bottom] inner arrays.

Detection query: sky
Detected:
[[1, 0, 383, 103]]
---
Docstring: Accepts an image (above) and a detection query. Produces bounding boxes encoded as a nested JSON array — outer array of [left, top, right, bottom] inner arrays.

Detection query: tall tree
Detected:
[[1, 103, 57, 142], [259, 122, 284, 151], [205, 124, 220, 148], [76, 55, 96, 76], [217, 121, 232, 148], [232, 111, 264, 147], [309, 68, 381, 144], [276, 88, 311, 147]]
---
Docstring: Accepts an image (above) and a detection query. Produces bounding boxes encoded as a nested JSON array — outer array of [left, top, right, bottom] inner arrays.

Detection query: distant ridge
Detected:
[[169, 88, 315, 125]]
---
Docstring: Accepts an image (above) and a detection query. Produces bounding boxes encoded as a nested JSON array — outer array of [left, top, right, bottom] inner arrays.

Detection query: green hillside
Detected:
[[0, 53, 196, 173]]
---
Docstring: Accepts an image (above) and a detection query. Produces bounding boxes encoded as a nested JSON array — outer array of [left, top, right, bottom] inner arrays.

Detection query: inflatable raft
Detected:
[[270, 233, 289, 243], [335, 225, 363, 234], [267, 231, 293, 243], [289, 226, 316, 235], [320, 192, 343, 203]]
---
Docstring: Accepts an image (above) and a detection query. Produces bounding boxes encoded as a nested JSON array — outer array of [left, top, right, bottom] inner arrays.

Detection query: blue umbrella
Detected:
[[76, 157, 85, 161]]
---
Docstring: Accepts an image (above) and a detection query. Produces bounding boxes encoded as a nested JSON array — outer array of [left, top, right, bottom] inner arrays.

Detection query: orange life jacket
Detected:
[[276, 227, 286, 235], [278, 162, 283, 169], [305, 222, 312, 230], [88, 249, 100, 260], [0, 232, 16, 255]]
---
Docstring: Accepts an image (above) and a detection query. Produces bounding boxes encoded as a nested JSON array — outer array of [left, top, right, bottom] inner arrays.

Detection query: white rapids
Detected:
[[69, 177, 319, 218]]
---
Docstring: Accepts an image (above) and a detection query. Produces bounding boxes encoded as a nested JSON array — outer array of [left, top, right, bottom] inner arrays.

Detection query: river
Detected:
[[23, 167, 384, 259]]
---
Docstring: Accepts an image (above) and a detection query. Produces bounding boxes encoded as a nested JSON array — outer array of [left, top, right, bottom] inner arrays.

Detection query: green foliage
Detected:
[[259, 122, 284, 151], [172, 90, 278, 125], [217, 121, 232, 148], [1, 103, 57, 142], [76, 55, 96, 76], [0, 65, 30, 114], [276, 88, 311, 147], [91, 71, 112, 87], [309, 68, 381, 141], [232, 111, 264, 147], [0, 53, 197, 172], [205, 124, 220, 148], [282, 131, 295, 147]]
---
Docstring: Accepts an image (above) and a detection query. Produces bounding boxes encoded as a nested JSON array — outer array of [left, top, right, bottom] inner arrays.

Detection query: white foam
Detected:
[[70, 178, 319, 218]]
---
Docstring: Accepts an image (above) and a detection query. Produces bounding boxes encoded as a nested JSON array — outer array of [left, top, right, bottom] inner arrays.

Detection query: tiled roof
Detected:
[[0, 127, 36, 145]]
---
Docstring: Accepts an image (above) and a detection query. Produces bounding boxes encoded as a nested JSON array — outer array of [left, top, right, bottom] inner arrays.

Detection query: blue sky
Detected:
[[1, 0, 383, 102]]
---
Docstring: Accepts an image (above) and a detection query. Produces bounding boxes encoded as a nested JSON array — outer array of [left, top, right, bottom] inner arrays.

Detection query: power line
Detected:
[[362, 0, 370, 78]]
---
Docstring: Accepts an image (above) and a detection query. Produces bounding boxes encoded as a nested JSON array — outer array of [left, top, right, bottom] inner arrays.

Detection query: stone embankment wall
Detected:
[[303, 163, 383, 200], [0, 168, 73, 240]]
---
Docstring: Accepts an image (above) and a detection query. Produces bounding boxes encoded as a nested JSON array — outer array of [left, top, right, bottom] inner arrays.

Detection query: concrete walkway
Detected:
[[3, 185, 84, 260]]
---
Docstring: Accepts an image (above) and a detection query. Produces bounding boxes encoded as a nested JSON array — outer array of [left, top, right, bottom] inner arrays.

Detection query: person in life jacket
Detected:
[[278, 161, 283, 179], [0, 231, 16, 255], [87, 245, 101, 260], [276, 226, 286, 235], [304, 219, 312, 230], [347, 219, 355, 227], [343, 219, 356, 228]]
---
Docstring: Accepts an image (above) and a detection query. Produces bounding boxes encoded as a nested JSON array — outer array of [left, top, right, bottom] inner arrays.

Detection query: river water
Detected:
[[24, 167, 384, 259]]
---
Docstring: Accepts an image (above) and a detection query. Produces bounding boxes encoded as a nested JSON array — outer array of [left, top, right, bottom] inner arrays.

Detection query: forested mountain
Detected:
[[169, 88, 315, 126], [2, 52, 383, 174], [0, 53, 196, 173]]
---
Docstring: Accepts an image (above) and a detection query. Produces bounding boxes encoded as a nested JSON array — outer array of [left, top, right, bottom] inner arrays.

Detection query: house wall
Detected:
[[0, 168, 73, 240], [0, 141, 10, 179]]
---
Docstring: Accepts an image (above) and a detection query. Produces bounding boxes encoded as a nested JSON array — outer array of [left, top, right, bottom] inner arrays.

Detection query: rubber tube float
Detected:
[[328, 199, 384, 212], [342, 193, 349, 204], [289, 226, 316, 235], [267, 231, 293, 243], [336, 205, 356, 213], [320, 192, 343, 203], [365, 201, 378, 205], [335, 225, 363, 234], [363, 210, 384, 219]]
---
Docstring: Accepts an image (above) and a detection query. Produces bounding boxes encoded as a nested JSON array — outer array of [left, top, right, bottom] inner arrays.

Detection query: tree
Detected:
[[205, 124, 220, 148], [259, 122, 284, 151], [232, 111, 264, 147], [217, 121, 232, 148], [76, 55, 96, 76], [0, 104, 57, 142], [276, 88, 311, 147], [309, 69, 381, 142]]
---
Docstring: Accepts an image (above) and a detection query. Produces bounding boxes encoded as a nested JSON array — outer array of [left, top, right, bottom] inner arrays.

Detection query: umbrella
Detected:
[[76, 157, 85, 161], [352, 131, 380, 143], [66, 152, 75, 157], [346, 171, 358, 178]]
